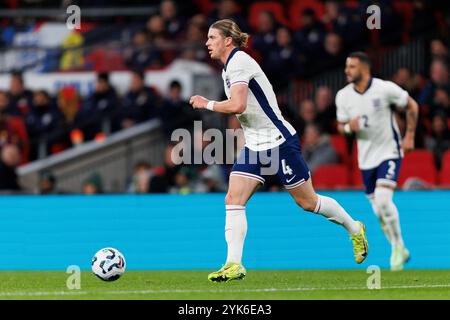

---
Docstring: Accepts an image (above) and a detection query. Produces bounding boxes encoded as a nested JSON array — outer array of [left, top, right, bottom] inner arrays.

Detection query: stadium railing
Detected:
[[17, 119, 165, 194]]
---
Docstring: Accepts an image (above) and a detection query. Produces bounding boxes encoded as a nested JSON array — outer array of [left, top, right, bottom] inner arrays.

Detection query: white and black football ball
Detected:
[[91, 247, 126, 281]]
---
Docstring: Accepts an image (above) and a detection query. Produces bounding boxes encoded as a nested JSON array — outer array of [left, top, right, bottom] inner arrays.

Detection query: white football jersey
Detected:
[[335, 77, 409, 170], [222, 48, 296, 151]]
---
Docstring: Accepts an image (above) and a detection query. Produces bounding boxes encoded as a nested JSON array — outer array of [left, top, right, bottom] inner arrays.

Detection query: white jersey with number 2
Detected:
[[335, 77, 409, 170]]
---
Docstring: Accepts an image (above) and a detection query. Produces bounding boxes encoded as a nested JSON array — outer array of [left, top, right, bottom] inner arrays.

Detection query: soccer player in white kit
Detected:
[[189, 20, 368, 282], [335, 52, 419, 271]]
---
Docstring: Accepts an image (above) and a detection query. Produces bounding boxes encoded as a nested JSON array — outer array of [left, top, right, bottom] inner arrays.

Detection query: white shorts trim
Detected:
[[230, 81, 249, 87], [230, 171, 265, 184], [376, 179, 397, 188], [284, 178, 306, 190]]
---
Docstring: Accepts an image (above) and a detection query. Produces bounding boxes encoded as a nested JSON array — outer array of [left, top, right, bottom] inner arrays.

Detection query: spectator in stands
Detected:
[[180, 17, 208, 62], [429, 87, 450, 119], [168, 166, 197, 194], [38, 171, 65, 194], [146, 14, 168, 46], [0, 144, 21, 191], [263, 27, 300, 90], [322, 0, 365, 49], [425, 112, 450, 169], [127, 161, 150, 194], [160, 0, 185, 39], [159, 142, 182, 191], [124, 29, 163, 70], [116, 70, 160, 130], [419, 58, 449, 107], [302, 123, 339, 174], [314, 86, 336, 134], [54, 85, 83, 152], [312, 32, 346, 74], [160, 80, 199, 137], [82, 172, 103, 195], [127, 161, 168, 194], [251, 11, 278, 59], [430, 38, 449, 63], [293, 8, 326, 63], [77, 72, 119, 141], [392, 67, 422, 99], [0, 91, 30, 164], [195, 165, 227, 193], [8, 71, 33, 117], [207, 0, 249, 32], [25, 90, 63, 160], [294, 99, 317, 135], [58, 86, 80, 128], [60, 30, 84, 71], [410, 0, 437, 38]]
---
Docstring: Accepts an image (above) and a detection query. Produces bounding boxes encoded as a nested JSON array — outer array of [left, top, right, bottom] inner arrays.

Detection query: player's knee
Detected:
[[295, 198, 317, 212], [225, 191, 246, 206], [374, 187, 393, 211]]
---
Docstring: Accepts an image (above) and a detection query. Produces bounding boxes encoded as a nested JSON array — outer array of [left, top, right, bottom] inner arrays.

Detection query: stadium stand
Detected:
[[0, 0, 448, 193]]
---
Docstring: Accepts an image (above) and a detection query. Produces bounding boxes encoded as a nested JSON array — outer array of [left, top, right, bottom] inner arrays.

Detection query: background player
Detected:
[[335, 52, 419, 271], [189, 19, 368, 282]]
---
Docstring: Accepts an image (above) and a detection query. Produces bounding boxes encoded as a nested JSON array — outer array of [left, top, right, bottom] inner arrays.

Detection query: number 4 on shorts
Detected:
[[282, 159, 293, 175]]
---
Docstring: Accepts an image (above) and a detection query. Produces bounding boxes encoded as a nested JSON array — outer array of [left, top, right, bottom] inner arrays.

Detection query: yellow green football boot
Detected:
[[350, 221, 369, 264], [208, 262, 246, 282]]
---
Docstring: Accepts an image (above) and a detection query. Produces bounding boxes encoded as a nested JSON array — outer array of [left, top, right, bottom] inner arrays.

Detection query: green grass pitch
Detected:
[[0, 270, 448, 299]]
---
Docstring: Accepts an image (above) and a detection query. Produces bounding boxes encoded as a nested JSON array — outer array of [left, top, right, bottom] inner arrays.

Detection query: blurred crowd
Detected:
[[0, 0, 449, 194]]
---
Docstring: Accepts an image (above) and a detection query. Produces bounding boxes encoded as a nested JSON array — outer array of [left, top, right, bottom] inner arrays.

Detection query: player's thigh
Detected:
[[375, 158, 401, 189], [286, 178, 318, 212], [225, 174, 261, 206]]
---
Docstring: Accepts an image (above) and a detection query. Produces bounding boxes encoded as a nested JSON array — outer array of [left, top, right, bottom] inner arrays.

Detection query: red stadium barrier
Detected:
[[312, 164, 350, 189]]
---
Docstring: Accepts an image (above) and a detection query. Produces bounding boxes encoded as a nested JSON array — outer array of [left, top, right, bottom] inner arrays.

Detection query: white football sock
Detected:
[[314, 195, 360, 235], [374, 187, 404, 247], [369, 195, 394, 245], [225, 205, 247, 264]]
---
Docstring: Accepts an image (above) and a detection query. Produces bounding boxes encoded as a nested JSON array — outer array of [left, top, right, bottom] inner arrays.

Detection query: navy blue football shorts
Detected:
[[231, 134, 311, 189]]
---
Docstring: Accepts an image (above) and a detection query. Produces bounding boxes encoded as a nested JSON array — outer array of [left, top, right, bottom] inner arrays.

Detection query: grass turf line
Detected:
[[0, 270, 448, 300]]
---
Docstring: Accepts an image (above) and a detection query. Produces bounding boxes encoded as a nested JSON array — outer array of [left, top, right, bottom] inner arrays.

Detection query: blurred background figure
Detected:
[[302, 123, 338, 174], [160, 80, 199, 137], [38, 171, 64, 194], [8, 71, 33, 117], [425, 112, 450, 170], [82, 172, 104, 195], [0, 90, 29, 163], [314, 86, 336, 134], [116, 70, 160, 130], [0, 0, 446, 194], [77, 72, 119, 141], [0, 144, 21, 192], [25, 89, 63, 160]]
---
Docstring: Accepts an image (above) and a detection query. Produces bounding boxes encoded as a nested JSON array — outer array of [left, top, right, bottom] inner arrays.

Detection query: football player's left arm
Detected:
[[402, 96, 419, 153], [189, 84, 248, 114]]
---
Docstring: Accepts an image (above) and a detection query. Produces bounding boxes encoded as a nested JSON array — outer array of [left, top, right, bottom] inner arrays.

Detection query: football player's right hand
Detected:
[[349, 117, 360, 132]]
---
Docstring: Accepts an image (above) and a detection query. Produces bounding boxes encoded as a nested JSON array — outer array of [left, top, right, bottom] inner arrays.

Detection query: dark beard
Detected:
[[350, 73, 363, 84]]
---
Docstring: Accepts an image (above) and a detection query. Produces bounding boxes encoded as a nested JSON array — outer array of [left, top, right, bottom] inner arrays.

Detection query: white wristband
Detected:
[[206, 100, 215, 111], [344, 123, 352, 134]]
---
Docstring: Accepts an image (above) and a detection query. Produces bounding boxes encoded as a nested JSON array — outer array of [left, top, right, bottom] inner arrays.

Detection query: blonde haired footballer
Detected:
[[190, 19, 369, 282]]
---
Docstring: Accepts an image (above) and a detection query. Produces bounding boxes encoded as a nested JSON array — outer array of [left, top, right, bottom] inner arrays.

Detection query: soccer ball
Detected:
[[91, 247, 126, 281]]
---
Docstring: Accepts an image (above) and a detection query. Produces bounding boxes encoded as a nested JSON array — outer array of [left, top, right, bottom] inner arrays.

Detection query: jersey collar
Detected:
[[353, 77, 373, 95], [224, 47, 240, 71]]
